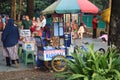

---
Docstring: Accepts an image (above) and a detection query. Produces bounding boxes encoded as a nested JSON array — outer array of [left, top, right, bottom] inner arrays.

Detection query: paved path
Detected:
[[0, 37, 108, 72], [0, 43, 33, 72], [73, 38, 108, 51]]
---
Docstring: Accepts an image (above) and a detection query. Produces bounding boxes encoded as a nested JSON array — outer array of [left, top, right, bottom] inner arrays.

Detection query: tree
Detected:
[[0, 0, 10, 14], [89, 0, 109, 10], [11, 0, 16, 20], [109, 0, 120, 52], [18, 0, 23, 21], [27, 0, 34, 19]]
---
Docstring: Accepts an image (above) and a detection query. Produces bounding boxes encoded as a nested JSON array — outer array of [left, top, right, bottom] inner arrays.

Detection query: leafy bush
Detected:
[[55, 44, 120, 80]]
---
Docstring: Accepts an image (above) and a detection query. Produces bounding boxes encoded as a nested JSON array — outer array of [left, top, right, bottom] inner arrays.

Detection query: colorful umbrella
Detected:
[[55, 0, 99, 14], [42, 0, 99, 14], [55, 0, 80, 14], [77, 0, 99, 13]]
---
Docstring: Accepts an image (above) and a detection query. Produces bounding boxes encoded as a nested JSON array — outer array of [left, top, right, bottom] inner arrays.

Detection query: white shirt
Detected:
[[78, 26, 85, 33], [41, 18, 46, 28]]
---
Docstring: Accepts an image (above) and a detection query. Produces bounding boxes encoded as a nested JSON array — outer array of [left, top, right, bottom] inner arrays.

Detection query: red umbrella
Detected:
[[77, 0, 99, 13]]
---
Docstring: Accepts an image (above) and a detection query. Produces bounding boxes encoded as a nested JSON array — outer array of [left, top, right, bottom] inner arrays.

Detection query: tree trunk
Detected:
[[11, 0, 16, 20], [109, 0, 120, 52], [27, 0, 34, 19], [18, 0, 23, 21]]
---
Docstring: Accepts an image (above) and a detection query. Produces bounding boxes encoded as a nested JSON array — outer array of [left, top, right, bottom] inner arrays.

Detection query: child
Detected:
[[99, 33, 108, 42], [77, 23, 86, 39]]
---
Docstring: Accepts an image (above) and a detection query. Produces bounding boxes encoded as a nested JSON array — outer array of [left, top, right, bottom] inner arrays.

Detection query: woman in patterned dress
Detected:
[[1, 18, 20, 67]]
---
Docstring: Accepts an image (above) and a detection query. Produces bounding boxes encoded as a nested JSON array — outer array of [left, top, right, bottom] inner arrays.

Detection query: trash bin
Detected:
[[64, 34, 71, 47]]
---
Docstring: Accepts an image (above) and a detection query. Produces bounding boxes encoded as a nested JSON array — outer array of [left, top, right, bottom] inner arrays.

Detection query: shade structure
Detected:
[[55, 0, 80, 14], [77, 0, 99, 13], [42, 0, 99, 14], [42, 0, 61, 14]]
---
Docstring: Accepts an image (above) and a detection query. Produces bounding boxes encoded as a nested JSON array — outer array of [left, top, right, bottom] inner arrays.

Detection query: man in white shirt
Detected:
[[41, 15, 46, 28]]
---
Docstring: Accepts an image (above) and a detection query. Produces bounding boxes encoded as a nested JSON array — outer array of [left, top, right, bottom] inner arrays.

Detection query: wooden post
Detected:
[[80, 13, 83, 23], [108, 0, 112, 45]]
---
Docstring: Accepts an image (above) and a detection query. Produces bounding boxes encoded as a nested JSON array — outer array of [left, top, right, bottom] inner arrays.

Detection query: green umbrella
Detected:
[[55, 0, 80, 14]]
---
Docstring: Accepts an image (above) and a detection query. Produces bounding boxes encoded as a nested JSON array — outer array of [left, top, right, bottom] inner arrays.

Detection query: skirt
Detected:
[[2, 44, 19, 60]]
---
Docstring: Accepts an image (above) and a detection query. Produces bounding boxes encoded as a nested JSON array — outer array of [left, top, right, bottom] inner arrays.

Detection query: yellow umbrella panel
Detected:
[[101, 7, 111, 24]]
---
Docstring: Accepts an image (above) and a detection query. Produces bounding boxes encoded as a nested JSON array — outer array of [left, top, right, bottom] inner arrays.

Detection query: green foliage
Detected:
[[0, 0, 11, 14], [0, 0, 56, 15], [89, 0, 109, 10], [34, 0, 56, 11], [55, 44, 120, 80]]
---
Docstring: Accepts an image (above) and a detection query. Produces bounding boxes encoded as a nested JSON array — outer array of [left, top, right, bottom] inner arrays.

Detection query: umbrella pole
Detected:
[[70, 13, 73, 44], [64, 14, 66, 32], [80, 13, 83, 23]]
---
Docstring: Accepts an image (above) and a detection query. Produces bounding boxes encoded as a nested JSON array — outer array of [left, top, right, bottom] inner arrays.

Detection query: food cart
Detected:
[[35, 14, 67, 72]]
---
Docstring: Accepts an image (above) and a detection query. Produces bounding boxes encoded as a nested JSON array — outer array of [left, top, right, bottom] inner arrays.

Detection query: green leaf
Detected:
[[67, 74, 85, 80]]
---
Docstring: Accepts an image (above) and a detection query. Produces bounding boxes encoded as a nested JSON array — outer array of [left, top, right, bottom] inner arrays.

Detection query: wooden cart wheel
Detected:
[[51, 55, 67, 72], [44, 61, 52, 70]]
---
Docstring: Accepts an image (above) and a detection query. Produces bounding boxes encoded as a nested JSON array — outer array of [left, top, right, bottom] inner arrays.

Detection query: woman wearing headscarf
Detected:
[[1, 18, 20, 67]]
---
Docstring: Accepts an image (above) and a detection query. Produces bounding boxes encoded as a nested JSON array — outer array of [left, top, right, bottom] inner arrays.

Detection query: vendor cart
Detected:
[[34, 14, 71, 72], [35, 36, 67, 72]]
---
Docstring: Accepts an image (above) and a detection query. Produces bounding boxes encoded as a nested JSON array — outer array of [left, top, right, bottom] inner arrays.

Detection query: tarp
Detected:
[[55, 0, 80, 14], [42, 0, 61, 14]]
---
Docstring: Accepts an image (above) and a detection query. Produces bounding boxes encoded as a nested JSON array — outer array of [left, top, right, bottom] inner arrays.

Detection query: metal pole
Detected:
[[70, 14, 73, 44]]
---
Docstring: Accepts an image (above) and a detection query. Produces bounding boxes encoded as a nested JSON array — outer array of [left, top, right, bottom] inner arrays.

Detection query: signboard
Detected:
[[38, 49, 65, 61], [20, 29, 31, 37]]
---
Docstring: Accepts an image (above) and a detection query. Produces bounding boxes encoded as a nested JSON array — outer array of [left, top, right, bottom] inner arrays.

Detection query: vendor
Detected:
[[72, 20, 79, 39]]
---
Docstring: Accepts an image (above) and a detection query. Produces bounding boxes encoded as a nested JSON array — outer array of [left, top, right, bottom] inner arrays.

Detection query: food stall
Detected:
[[35, 14, 66, 71]]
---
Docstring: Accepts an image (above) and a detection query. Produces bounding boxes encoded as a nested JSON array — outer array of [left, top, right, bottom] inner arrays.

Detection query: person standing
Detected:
[[0, 17, 4, 32], [92, 15, 99, 39], [2, 14, 6, 29], [1, 18, 20, 67], [0, 17, 4, 39], [22, 15, 32, 29], [30, 16, 37, 33], [41, 15, 46, 28], [72, 20, 79, 39]]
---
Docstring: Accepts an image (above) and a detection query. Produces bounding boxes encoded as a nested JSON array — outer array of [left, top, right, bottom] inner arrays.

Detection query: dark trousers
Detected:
[[6, 57, 19, 66], [6, 57, 11, 66], [93, 28, 97, 38]]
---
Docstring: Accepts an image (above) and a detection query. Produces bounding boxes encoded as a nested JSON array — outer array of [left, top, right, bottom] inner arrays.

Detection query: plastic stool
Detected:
[[23, 50, 35, 65]]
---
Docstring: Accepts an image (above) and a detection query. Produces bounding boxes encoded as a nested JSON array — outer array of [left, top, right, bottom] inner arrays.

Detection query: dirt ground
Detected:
[[0, 69, 55, 80]]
